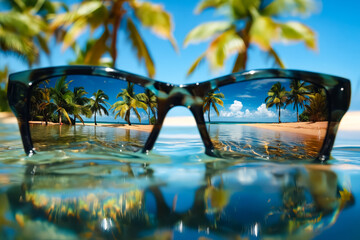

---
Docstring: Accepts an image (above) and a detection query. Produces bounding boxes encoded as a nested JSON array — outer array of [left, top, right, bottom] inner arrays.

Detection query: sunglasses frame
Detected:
[[8, 66, 351, 161]]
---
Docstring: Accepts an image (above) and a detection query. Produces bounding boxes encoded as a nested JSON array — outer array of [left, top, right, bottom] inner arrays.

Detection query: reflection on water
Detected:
[[30, 124, 151, 153], [0, 162, 355, 239], [1, 119, 360, 239], [30, 123, 325, 161], [208, 124, 325, 160]]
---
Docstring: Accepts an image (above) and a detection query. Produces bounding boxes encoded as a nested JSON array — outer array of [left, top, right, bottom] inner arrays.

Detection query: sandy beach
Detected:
[[243, 121, 328, 137], [0, 112, 17, 124]]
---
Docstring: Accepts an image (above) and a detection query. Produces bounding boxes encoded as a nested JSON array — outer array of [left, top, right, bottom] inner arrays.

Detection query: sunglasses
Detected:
[[7, 66, 350, 161]]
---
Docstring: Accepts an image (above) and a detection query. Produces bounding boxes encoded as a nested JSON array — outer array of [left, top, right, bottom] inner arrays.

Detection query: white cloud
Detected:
[[244, 109, 252, 118], [220, 100, 244, 117], [229, 100, 243, 112], [220, 110, 235, 117], [237, 94, 255, 98], [220, 101, 276, 119], [254, 103, 276, 118]]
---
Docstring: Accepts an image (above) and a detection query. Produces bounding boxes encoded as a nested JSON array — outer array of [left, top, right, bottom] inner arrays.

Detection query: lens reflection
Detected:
[[205, 79, 329, 160], [29, 75, 157, 152]]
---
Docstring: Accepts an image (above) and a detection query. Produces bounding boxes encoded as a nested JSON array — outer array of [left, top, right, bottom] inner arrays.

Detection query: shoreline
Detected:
[[243, 121, 328, 137], [2, 111, 360, 132], [28, 120, 153, 133]]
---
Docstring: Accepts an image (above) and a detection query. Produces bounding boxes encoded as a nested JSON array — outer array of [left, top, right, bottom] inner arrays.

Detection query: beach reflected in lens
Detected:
[[205, 79, 329, 160], [30, 124, 151, 152], [29, 75, 158, 152]]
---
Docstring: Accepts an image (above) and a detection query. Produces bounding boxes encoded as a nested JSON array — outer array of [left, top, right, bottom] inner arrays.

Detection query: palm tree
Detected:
[[69, 40, 113, 67], [138, 89, 158, 124], [304, 92, 328, 122], [88, 90, 109, 126], [0, 11, 45, 66], [71, 87, 91, 125], [0, 66, 10, 111], [286, 80, 309, 122], [306, 83, 323, 94], [32, 81, 55, 125], [50, 0, 177, 77], [0, 0, 65, 66], [265, 82, 287, 123], [184, 0, 317, 76], [110, 83, 147, 125], [203, 88, 224, 123], [38, 86, 54, 125], [50, 77, 73, 125]]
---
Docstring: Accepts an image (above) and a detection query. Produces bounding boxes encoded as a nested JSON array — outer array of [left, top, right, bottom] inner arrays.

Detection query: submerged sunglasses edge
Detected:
[[7, 66, 351, 161]]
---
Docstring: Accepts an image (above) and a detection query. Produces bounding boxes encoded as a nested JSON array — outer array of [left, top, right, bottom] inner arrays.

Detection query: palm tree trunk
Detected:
[[232, 22, 251, 71], [278, 106, 281, 123], [94, 112, 97, 125], [110, 1, 124, 66], [208, 108, 211, 124], [126, 110, 131, 126], [151, 108, 157, 122], [148, 110, 151, 125], [58, 111, 62, 125], [73, 115, 76, 125], [296, 104, 299, 122]]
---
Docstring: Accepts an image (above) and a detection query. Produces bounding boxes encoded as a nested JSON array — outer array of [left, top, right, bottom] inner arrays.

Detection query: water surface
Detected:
[[1, 119, 360, 239]]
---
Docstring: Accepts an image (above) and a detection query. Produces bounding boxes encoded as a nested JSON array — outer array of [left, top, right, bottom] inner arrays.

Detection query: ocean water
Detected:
[[1, 118, 360, 239]]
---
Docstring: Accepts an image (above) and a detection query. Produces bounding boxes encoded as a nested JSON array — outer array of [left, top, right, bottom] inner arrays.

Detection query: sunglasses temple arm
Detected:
[[142, 102, 169, 153], [189, 105, 216, 157]]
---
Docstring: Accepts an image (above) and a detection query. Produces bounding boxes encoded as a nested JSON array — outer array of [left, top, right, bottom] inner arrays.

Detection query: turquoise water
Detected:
[[1, 118, 360, 239]]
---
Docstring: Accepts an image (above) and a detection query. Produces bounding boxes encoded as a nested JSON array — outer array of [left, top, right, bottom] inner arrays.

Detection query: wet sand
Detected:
[[82, 123, 153, 132], [0, 112, 17, 124], [243, 121, 328, 137]]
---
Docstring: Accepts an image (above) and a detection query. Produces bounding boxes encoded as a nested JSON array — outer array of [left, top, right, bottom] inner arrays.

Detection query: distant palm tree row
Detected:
[[202, 80, 328, 124], [265, 80, 328, 123], [30, 78, 158, 126]]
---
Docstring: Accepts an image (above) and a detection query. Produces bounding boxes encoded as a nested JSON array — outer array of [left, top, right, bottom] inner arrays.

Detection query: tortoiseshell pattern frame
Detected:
[[8, 66, 351, 161]]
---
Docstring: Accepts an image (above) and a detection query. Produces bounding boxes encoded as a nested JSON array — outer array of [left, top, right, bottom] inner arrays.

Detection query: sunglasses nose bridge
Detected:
[[166, 88, 215, 155], [143, 86, 215, 154], [188, 104, 215, 155]]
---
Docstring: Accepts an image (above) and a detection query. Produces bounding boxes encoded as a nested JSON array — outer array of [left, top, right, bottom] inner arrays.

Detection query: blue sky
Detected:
[[2, 0, 360, 112]]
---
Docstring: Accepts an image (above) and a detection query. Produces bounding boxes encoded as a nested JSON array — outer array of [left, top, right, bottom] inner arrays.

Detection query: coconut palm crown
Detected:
[[0, 0, 66, 66], [110, 82, 147, 126], [184, 0, 317, 76], [137, 89, 158, 125], [50, 0, 177, 77], [265, 82, 287, 123], [88, 89, 109, 125], [203, 88, 224, 123], [50, 77, 73, 125], [286, 79, 309, 122], [71, 87, 91, 125]]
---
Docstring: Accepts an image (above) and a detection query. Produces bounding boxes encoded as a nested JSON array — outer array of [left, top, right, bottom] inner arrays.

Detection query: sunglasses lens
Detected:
[[206, 78, 329, 160], [28, 75, 157, 153]]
